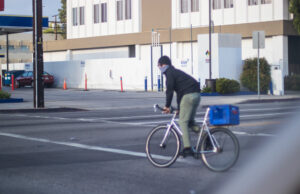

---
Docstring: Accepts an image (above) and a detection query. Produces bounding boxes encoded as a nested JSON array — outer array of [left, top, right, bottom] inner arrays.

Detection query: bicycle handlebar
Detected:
[[153, 104, 177, 114]]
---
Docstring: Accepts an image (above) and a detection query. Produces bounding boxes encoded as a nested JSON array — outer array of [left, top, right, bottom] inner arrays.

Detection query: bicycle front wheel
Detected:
[[200, 127, 239, 172], [145, 125, 181, 168]]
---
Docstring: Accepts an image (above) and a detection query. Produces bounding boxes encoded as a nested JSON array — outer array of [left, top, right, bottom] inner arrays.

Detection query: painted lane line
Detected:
[[0, 132, 188, 163], [233, 131, 275, 137]]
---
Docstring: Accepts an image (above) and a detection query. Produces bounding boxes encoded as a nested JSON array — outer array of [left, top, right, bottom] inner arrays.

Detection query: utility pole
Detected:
[[33, 0, 44, 108], [53, 14, 58, 40]]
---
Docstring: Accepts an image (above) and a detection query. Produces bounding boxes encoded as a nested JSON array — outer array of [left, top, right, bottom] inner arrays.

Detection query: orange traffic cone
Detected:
[[63, 78, 67, 90]]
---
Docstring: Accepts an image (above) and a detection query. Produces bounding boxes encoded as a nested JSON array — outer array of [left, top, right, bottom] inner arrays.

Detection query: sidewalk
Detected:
[[1, 87, 300, 111]]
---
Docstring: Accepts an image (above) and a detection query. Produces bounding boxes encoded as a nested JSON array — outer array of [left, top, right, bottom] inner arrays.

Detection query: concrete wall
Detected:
[[42, 58, 147, 90], [198, 33, 243, 88]]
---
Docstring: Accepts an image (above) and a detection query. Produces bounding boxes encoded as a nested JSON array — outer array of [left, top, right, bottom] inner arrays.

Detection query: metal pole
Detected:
[[160, 44, 164, 92], [209, 0, 212, 79], [6, 33, 9, 71], [257, 33, 260, 99], [54, 15, 57, 40], [191, 24, 193, 75], [151, 45, 153, 91]]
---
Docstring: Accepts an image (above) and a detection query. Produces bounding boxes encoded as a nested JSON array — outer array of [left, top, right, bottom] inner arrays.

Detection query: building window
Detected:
[[248, 0, 258, 5], [125, 0, 131, 20], [224, 0, 233, 8], [181, 0, 189, 13], [72, 7, 78, 26], [191, 0, 199, 12], [261, 0, 272, 4], [181, 0, 199, 13], [117, 0, 123, 21], [101, 3, 107, 23], [94, 4, 100, 23], [213, 0, 222, 9], [79, 6, 85, 25]]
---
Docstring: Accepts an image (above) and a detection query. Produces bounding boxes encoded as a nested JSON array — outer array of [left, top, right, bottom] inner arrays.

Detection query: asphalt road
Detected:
[[0, 100, 299, 194]]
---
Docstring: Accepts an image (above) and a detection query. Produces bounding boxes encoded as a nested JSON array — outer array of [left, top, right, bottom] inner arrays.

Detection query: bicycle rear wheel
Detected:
[[200, 127, 239, 172], [145, 125, 180, 168]]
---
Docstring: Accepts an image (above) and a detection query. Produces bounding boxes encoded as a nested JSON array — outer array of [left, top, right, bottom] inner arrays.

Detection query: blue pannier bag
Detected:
[[209, 105, 240, 126]]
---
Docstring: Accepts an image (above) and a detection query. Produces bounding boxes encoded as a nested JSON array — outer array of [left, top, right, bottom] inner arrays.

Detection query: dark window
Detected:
[[79, 6, 85, 25], [94, 4, 100, 23], [117, 0, 123, 21], [248, 0, 258, 5], [125, 0, 131, 19], [191, 0, 199, 12], [181, 0, 188, 13], [72, 7, 78, 26], [224, 0, 234, 8], [101, 3, 107, 23], [129, 45, 135, 58]]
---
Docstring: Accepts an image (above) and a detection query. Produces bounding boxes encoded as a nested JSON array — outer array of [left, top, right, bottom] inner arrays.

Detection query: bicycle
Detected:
[[145, 104, 240, 172]]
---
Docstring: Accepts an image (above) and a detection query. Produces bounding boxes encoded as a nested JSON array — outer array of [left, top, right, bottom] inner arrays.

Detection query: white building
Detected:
[[41, 0, 299, 93]]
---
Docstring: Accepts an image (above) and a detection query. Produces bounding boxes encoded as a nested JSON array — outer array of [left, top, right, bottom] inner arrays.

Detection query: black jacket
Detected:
[[164, 66, 200, 108]]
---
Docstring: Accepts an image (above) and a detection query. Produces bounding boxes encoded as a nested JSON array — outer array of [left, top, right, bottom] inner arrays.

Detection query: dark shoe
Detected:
[[179, 147, 194, 158]]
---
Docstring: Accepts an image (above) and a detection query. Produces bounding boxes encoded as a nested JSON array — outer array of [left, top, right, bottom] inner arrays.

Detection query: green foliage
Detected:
[[58, 0, 66, 39], [0, 90, 11, 99], [240, 58, 271, 93], [201, 86, 212, 93], [284, 75, 300, 91], [216, 78, 240, 94], [289, 0, 300, 34]]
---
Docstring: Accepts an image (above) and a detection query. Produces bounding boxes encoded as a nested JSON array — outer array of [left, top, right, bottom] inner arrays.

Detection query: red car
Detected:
[[15, 71, 54, 88]]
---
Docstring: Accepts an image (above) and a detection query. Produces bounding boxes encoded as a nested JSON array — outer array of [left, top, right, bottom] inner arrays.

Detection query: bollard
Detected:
[[120, 76, 123, 92], [198, 78, 201, 89], [0, 75, 2, 90], [85, 73, 88, 91], [157, 75, 161, 92], [63, 78, 67, 90], [144, 76, 147, 92], [11, 75, 14, 91]]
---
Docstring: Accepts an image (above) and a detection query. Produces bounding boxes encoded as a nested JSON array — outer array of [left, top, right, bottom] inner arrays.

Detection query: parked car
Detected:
[[15, 71, 54, 88]]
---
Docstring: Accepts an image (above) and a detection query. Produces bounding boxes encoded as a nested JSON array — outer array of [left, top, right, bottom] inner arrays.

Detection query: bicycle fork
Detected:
[[160, 114, 182, 148]]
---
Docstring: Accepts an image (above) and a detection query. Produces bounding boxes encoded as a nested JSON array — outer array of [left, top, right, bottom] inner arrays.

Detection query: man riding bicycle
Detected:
[[157, 56, 201, 157]]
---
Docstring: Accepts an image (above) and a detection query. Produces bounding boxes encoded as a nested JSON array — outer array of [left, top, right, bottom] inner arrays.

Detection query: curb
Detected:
[[0, 107, 86, 113], [238, 98, 300, 104], [0, 98, 24, 103]]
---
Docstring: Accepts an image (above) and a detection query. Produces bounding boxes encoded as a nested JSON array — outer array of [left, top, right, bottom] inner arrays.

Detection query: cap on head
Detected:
[[158, 56, 172, 66]]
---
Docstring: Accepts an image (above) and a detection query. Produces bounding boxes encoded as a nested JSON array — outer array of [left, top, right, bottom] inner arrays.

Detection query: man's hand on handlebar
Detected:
[[163, 107, 171, 114]]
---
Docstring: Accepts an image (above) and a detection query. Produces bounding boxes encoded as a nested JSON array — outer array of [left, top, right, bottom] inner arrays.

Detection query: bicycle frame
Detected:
[[159, 106, 220, 153]]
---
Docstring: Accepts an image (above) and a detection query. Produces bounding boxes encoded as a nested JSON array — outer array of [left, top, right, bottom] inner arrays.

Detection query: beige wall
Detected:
[[141, 0, 171, 32]]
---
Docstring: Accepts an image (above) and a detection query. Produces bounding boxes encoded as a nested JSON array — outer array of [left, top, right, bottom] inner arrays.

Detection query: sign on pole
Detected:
[[253, 31, 265, 49], [253, 31, 265, 99]]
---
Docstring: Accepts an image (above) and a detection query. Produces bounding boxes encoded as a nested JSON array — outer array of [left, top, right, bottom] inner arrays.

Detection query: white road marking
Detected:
[[0, 132, 189, 163]]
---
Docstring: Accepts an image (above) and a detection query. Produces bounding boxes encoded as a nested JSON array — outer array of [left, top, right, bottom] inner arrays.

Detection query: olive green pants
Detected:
[[178, 92, 201, 148]]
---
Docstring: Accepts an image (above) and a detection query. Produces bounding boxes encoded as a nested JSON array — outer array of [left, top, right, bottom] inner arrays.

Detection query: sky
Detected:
[[1, 0, 62, 21]]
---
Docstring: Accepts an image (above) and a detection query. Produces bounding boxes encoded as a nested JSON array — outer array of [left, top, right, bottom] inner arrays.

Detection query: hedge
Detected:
[[0, 90, 11, 99], [216, 78, 240, 94], [240, 58, 271, 93]]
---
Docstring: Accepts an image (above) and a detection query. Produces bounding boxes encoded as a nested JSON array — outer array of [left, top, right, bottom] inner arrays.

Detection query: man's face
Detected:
[[157, 63, 165, 70]]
